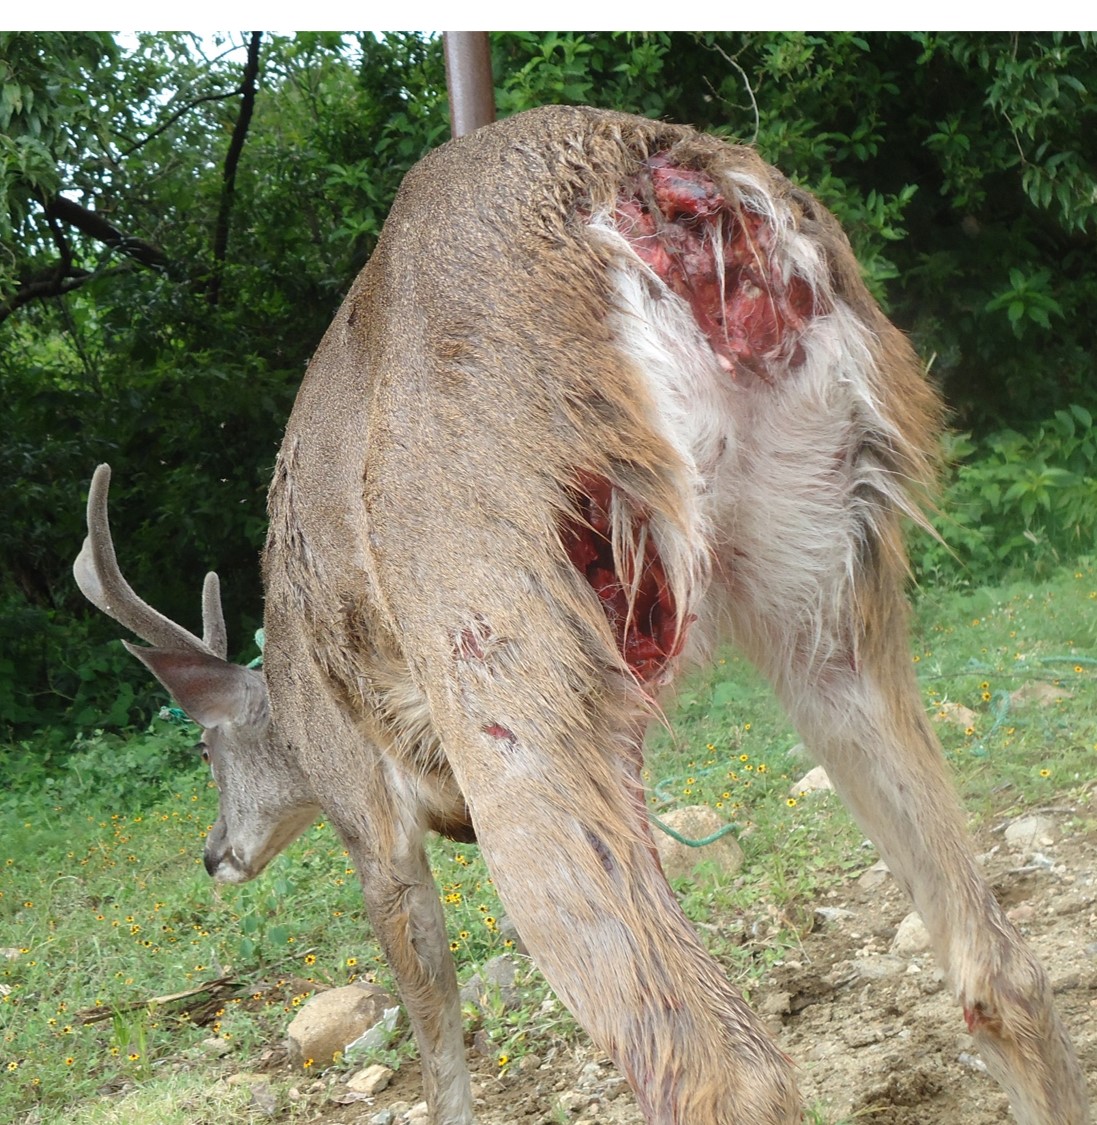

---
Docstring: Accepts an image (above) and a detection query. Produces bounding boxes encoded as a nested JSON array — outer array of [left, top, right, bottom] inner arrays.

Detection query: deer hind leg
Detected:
[[421, 616, 801, 1125], [782, 665, 1089, 1123], [724, 445, 1089, 1124]]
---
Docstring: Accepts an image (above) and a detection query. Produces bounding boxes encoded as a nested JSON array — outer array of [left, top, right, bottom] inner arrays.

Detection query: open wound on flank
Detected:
[[614, 153, 817, 378], [560, 470, 680, 683]]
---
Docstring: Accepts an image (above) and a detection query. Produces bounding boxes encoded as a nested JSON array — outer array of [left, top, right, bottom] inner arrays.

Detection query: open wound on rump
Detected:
[[560, 471, 680, 683], [614, 153, 815, 377]]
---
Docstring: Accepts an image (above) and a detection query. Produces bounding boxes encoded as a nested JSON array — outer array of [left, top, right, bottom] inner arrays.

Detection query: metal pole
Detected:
[[443, 32, 496, 139]]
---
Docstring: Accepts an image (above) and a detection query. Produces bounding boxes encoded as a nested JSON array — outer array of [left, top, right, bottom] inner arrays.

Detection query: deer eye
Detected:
[[195, 741, 211, 764]]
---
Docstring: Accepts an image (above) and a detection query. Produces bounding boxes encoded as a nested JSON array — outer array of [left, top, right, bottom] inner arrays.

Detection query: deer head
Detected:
[[73, 464, 319, 882]]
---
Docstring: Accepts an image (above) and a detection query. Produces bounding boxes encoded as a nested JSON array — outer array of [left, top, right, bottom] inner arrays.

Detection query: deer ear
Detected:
[[123, 642, 262, 728]]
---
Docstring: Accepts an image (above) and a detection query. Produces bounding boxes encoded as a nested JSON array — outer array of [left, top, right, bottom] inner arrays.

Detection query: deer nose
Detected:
[[203, 848, 219, 876]]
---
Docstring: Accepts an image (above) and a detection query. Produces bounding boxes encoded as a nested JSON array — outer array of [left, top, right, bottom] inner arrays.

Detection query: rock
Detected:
[[496, 913, 529, 954], [653, 805, 744, 882], [460, 954, 522, 1012], [843, 1024, 882, 1047], [758, 990, 792, 1018], [814, 906, 855, 927], [957, 1050, 990, 1074], [219, 1071, 275, 1113], [1011, 682, 1072, 707], [785, 741, 811, 764], [248, 1080, 277, 1116], [857, 859, 891, 890], [286, 981, 399, 1069], [223, 1072, 265, 1086], [1004, 815, 1056, 855], [347, 1063, 394, 1095], [556, 1090, 595, 1115], [758, 989, 791, 1032], [918, 969, 946, 995], [1008, 903, 1037, 924], [405, 1101, 430, 1124], [200, 1036, 232, 1056], [890, 911, 931, 956], [790, 765, 832, 796], [344, 1003, 402, 1056], [932, 701, 978, 728], [849, 954, 906, 982], [368, 1111, 397, 1125]]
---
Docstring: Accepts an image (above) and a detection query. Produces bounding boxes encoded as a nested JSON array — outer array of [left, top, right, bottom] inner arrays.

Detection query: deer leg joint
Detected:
[[964, 1002, 1002, 1035]]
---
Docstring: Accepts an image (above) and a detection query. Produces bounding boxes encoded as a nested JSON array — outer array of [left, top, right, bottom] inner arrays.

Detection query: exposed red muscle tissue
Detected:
[[613, 153, 816, 376], [560, 471, 680, 683]]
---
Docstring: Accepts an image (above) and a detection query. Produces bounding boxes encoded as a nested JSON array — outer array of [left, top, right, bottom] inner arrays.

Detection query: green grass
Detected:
[[3, 562, 1096, 1122], [58, 1071, 308, 1125]]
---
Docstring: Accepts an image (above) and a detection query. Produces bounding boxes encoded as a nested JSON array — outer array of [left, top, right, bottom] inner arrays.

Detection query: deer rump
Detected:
[[312, 109, 911, 818], [562, 151, 819, 684]]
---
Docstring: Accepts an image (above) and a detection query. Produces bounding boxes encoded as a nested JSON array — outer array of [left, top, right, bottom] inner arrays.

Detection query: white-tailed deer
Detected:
[[74, 105, 1089, 1124]]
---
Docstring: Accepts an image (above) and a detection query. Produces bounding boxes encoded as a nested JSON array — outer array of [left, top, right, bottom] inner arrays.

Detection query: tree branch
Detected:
[[44, 202, 74, 274], [45, 196, 170, 273], [207, 31, 262, 308], [118, 88, 243, 160], [0, 197, 171, 326], [0, 268, 91, 324]]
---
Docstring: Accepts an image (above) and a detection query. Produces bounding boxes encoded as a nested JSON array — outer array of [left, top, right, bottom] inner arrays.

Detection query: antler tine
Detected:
[[73, 464, 216, 656], [202, 571, 228, 659]]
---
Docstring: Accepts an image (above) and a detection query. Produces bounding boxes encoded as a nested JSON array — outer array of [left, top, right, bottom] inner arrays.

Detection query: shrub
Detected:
[[914, 404, 1097, 586]]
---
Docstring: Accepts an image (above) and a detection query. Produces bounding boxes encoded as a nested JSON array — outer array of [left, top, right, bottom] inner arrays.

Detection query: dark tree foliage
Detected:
[[1, 31, 1095, 733], [1, 32, 449, 728]]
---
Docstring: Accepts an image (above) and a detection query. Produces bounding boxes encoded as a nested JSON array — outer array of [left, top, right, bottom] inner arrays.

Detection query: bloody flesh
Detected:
[[613, 153, 815, 377], [564, 156, 820, 678], [560, 472, 679, 683]]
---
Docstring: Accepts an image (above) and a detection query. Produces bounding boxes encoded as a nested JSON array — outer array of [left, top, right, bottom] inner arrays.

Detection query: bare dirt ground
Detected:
[[272, 789, 1096, 1125]]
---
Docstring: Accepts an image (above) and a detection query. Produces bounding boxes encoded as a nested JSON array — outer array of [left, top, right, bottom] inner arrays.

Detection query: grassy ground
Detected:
[[3, 562, 1095, 1123]]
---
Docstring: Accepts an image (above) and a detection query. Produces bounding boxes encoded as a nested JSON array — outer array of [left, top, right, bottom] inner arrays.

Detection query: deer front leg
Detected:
[[262, 644, 474, 1124], [333, 813, 473, 1125], [773, 644, 1090, 1123]]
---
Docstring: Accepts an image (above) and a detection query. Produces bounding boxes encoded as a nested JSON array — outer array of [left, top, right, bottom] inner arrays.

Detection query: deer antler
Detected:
[[202, 572, 228, 659], [73, 464, 224, 657]]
